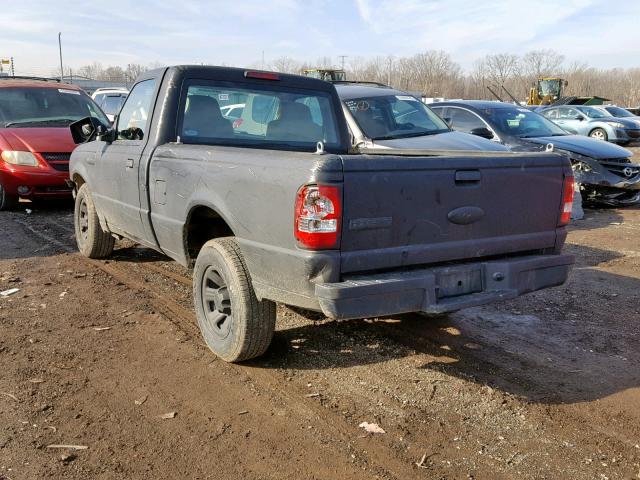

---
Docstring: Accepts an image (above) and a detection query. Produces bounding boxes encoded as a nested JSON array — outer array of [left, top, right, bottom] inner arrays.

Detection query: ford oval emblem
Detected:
[[447, 206, 485, 225]]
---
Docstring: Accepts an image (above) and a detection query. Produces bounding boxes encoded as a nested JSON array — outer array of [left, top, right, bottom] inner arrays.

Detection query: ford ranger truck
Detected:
[[68, 66, 575, 362]]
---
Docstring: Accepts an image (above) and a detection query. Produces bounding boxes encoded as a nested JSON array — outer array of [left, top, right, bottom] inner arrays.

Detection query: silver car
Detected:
[[591, 105, 640, 127], [335, 82, 509, 152], [540, 105, 640, 145]]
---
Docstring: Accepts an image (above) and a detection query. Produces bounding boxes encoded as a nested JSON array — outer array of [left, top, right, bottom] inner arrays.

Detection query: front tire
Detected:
[[193, 238, 276, 362], [589, 128, 608, 141], [74, 184, 114, 258], [0, 182, 19, 211]]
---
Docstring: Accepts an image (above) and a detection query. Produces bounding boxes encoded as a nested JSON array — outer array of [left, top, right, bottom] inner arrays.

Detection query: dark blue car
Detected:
[[431, 100, 640, 206]]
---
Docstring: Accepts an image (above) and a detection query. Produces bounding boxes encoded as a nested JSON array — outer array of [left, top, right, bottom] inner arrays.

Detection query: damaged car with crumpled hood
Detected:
[[430, 100, 640, 206]]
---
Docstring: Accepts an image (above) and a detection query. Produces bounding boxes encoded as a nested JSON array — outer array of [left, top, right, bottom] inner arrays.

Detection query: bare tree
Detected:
[[469, 58, 490, 100], [125, 63, 148, 83], [483, 53, 520, 86], [521, 49, 565, 80], [270, 56, 301, 74], [100, 66, 126, 82], [77, 62, 104, 80], [403, 50, 462, 96]]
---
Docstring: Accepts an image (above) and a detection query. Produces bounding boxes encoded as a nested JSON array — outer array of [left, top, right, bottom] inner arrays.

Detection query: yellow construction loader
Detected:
[[528, 77, 608, 106]]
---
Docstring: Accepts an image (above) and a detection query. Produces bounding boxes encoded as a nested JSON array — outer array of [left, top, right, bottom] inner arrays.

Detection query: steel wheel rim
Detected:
[[78, 198, 90, 244], [201, 266, 232, 340]]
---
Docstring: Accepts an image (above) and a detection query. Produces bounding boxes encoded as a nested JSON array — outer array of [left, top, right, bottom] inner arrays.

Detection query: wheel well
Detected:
[[185, 206, 234, 263], [72, 174, 86, 188]]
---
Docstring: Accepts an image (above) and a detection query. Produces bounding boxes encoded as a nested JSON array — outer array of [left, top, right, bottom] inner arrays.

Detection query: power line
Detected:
[[338, 55, 348, 70]]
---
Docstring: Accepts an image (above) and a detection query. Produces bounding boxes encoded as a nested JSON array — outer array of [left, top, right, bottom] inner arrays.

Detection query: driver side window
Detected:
[[558, 108, 580, 120], [116, 79, 156, 141], [448, 108, 485, 133]]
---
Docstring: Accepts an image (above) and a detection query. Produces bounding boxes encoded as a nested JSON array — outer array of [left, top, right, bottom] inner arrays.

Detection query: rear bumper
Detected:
[[315, 254, 574, 320]]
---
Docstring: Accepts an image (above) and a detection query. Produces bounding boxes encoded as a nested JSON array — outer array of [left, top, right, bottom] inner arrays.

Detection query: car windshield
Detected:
[[0, 86, 110, 128], [483, 107, 567, 138], [344, 94, 449, 140], [538, 79, 562, 98], [605, 106, 634, 118], [577, 107, 609, 119]]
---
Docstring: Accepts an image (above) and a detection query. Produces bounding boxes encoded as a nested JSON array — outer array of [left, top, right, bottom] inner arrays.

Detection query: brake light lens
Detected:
[[559, 174, 575, 226], [294, 185, 341, 249], [244, 71, 280, 81]]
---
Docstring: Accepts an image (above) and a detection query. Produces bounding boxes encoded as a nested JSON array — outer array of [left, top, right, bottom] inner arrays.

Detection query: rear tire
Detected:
[[0, 182, 19, 211], [193, 237, 276, 362], [74, 184, 114, 258], [589, 128, 608, 141]]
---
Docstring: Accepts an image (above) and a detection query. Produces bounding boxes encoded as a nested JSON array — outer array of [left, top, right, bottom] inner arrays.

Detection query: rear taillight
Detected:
[[294, 185, 341, 249], [559, 174, 575, 226]]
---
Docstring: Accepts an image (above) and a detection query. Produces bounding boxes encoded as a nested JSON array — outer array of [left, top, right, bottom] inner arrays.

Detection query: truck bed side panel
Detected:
[[147, 145, 343, 305]]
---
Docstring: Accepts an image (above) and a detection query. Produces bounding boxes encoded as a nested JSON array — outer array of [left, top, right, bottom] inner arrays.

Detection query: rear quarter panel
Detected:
[[147, 145, 344, 305]]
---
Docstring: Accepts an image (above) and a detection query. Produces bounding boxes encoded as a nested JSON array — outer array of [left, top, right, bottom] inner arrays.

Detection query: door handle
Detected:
[[125, 158, 134, 169], [455, 170, 481, 184]]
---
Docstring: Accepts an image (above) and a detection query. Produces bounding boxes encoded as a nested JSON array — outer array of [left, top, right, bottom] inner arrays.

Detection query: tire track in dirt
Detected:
[[12, 211, 640, 479], [10, 214, 441, 479]]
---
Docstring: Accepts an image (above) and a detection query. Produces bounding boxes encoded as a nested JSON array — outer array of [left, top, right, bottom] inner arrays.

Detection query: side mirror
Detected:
[[98, 126, 117, 143], [470, 127, 494, 139], [70, 117, 115, 144], [70, 117, 98, 144], [574, 115, 585, 121]]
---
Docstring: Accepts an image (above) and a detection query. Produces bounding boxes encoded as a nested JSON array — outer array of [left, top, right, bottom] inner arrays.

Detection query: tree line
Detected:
[[64, 50, 640, 107], [272, 50, 640, 107]]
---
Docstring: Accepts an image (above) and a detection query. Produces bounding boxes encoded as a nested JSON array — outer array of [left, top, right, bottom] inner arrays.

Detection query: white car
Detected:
[[91, 88, 129, 122], [220, 103, 245, 120]]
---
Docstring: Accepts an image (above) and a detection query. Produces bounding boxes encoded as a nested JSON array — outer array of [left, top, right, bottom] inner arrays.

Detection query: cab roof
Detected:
[[138, 65, 338, 93], [432, 100, 520, 110], [334, 83, 407, 101]]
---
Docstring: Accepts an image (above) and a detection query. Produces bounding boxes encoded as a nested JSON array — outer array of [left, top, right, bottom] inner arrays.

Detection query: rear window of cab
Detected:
[[177, 80, 341, 152]]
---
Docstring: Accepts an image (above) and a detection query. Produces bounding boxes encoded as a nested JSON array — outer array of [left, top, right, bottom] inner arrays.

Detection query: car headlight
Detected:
[[607, 122, 626, 129], [558, 150, 595, 172], [573, 160, 592, 172], [0, 150, 38, 166]]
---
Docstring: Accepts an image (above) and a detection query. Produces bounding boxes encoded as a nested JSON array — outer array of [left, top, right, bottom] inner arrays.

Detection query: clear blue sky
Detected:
[[3, 0, 639, 75]]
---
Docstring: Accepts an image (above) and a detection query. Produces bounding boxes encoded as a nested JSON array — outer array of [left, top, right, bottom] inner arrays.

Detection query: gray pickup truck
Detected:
[[69, 65, 575, 362]]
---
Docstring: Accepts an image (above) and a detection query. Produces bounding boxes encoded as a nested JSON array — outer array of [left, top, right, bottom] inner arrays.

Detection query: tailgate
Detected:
[[339, 152, 568, 273]]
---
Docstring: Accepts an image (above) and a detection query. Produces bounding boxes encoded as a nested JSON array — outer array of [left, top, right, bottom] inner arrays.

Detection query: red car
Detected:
[[0, 78, 110, 210]]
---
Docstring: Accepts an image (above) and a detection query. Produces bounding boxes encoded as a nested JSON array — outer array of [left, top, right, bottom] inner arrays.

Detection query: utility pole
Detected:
[[261, 50, 265, 69], [338, 55, 347, 71], [58, 32, 63, 82], [387, 56, 393, 86], [10, 57, 14, 77]]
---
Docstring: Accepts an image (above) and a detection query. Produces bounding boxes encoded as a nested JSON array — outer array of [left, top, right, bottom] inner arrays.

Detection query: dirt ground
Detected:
[[1, 167, 639, 479]]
